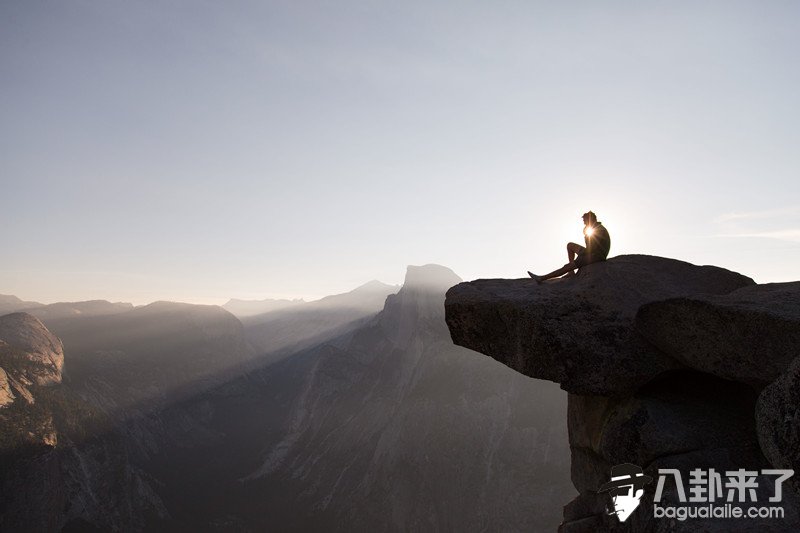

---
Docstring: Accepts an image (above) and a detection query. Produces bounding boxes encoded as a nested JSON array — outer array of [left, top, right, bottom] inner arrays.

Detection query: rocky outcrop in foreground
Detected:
[[445, 255, 800, 532], [445, 255, 753, 397]]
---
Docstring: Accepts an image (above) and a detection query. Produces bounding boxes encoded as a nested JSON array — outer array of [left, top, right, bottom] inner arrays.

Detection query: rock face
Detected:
[[0, 314, 65, 458], [0, 366, 14, 407], [757, 355, 800, 494], [0, 312, 64, 388], [0, 314, 65, 461], [445, 255, 754, 397], [445, 255, 800, 532], [637, 282, 800, 387]]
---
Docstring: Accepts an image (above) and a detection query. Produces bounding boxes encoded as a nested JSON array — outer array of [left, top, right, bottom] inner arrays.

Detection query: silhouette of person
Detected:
[[598, 463, 652, 522], [528, 211, 610, 283]]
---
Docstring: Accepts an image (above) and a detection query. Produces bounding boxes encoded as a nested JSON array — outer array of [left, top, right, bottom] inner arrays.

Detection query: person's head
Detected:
[[607, 483, 647, 522], [582, 211, 597, 227], [598, 463, 652, 523]]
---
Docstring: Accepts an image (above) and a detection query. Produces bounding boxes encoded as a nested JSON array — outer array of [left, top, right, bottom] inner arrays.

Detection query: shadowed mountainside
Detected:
[[38, 301, 252, 411], [2, 267, 572, 531], [0, 312, 167, 532], [145, 264, 573, 531]]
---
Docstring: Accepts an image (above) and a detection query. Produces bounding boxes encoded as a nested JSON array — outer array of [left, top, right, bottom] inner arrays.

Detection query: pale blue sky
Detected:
[[2, 1, 799, 304]]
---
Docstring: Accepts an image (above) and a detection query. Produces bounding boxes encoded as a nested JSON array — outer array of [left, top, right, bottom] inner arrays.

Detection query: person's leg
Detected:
[[567, 242, 583, 263], [528, 242, 585, 283], [529, 260, 578, 283], [565, 243, 585, 277]]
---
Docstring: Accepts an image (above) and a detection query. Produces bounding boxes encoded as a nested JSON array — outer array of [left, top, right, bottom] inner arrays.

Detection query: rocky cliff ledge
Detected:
[[445, 255, 800, 532]]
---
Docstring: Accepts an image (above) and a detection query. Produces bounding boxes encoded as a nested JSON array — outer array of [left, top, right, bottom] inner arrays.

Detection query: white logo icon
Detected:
[[599, 463, 652, 522]]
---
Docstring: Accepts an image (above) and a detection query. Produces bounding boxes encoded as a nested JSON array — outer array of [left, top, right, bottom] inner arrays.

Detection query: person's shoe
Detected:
[[527, 271, 543, 284]]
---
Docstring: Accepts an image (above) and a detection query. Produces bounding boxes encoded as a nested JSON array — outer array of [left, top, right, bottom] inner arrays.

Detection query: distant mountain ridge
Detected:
[[0, 296, 133, 321], [0, 295, 42, 316], [223, 297, 305, 317], [241, 279, 400, 358], [0, 278, 400, 413]]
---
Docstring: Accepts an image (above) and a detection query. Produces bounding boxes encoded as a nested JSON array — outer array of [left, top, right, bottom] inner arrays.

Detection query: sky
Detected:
[[2, 1, 799, 305]]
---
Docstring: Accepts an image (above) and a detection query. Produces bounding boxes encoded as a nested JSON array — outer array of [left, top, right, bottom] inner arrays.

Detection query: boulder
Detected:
[[636, 282, 800, 387], [445, 255, 754, 396]]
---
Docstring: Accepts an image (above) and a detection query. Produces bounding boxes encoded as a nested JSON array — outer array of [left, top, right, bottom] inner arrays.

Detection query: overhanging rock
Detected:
[[444, 254, 754, 396]]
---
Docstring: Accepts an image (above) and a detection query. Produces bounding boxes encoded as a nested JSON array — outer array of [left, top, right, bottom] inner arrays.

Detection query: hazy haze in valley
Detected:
[[0, 265, 574, 531]]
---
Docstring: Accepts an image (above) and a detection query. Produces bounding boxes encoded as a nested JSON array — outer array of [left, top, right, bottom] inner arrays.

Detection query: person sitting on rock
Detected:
[[528, 210, 611, 283]]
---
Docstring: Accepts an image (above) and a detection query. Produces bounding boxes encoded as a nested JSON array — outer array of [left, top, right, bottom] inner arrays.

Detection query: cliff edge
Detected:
[[445, 255, 800, 532]]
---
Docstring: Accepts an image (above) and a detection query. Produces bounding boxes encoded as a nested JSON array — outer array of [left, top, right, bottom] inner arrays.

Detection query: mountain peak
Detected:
[[0, 294, 43, 315], [377, 265, 462, 345], [402, 264, 462, 292]]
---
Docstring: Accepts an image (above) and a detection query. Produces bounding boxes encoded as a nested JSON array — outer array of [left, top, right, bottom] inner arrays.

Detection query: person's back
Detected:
[[586, 221, 611, 261]]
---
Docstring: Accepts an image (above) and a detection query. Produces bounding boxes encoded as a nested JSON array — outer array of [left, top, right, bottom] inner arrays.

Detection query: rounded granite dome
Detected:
[[0, 312, 64, 386]]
